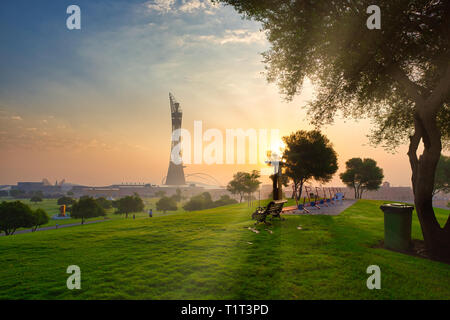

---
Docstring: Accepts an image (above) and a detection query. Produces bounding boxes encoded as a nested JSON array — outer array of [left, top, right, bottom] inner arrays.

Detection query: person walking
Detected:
[[148, 208, 153, 218]]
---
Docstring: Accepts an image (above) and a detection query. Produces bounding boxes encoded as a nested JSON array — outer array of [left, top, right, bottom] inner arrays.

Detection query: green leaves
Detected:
[[0, 201, 34, 235], [72, 197, 106, 223], [282, 130, 338, 185], [339, 157, 384, 198], [114, 195, 145, 217], [226, 170, 261, 203]]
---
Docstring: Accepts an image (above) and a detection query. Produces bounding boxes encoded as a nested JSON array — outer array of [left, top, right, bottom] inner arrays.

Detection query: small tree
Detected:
[[172, 188, 183, 203], [0, 201, 34, 235], [183, 192, 215, 211], [31, 208, 49, 232], [245, 170, 261, 205], [95, 197, 113, 209], [227, 172, 247, 203], [156, 196, 178, 213], [71, 197, 106, 224], [115, 194, 145, 218], [282, 130, 338, 204], [340, 158, 384, 199], [227, 171, 261, 203], [434, 155, 450, 196], [213, 195, 238, 207], [57, 196, 75, 206], [30, 196, 43, 204]]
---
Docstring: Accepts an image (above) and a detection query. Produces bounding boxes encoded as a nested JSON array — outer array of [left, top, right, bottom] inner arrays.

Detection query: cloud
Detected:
[[145, 0, 175, 14], [179, 0, 216, 13], [178, 29, 267, 47], [11, 115, 22, 121], [145, 0, 218, 15]]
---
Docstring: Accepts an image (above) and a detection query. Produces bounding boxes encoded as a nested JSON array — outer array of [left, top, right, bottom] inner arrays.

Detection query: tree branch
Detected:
[[387, 64, 429, 104]]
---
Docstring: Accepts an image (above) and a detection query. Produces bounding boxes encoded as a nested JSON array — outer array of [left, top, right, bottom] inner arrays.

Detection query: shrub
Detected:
[[213, 195, 238, 207], [156, 196, 178, 213], [183, 192, 215, 211], [31, 208, 49, 231]]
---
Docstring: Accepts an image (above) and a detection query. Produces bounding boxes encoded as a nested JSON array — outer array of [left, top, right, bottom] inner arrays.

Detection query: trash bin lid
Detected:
[[380, 203, 414, 210], [388, 203, 410, 207]]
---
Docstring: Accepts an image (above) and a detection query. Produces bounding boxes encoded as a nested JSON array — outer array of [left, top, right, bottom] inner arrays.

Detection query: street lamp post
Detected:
[[265, 151, 285, 201]]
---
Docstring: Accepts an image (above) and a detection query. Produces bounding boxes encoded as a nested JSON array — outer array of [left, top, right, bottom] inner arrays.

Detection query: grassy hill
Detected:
[[0, 199, 448, 299]]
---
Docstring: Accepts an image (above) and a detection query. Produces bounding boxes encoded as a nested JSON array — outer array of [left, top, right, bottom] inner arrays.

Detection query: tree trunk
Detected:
[[408, 112, 450, 262]]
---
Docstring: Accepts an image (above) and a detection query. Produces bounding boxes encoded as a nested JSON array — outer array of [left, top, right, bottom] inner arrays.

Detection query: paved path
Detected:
[[0, 219, 108, 237], [283, 199, 357, 216]]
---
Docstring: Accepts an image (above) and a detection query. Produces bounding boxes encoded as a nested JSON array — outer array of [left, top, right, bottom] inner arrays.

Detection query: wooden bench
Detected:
[[251, 200, 287, 224]]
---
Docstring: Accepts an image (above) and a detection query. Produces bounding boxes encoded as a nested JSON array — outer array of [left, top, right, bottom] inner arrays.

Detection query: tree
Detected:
[[183, 192, 215, 211], [244, 170, 262, 205], [434, 155, 450, 195], [282, 130, 338, 204], [31, 208, 49, 232], [156, 196, 178, 213], [0, 201, 34, 235], [115, 194, 144, 218], [30, 195, 43, 204], [171, 188, 183, 202], [340, 158, 384, 199], [227, 172, 247, 203], [227, 170, 261, 203], [213, 195, 238, 207], [218, 0, 450, 260], [57, 196, 75, 206], [95, 197, 113, 209], [71, 197, 106, 224]]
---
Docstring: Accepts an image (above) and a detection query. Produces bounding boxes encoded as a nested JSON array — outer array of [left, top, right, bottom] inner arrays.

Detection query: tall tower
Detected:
[[165, 93, 186, 185]]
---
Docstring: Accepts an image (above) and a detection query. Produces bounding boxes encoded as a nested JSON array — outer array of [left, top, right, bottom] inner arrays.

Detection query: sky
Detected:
[[0, 0, 424, 187]]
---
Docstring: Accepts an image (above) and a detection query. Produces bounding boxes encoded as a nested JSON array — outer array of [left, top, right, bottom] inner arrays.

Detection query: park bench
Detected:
[[251, 200, 287, 224]]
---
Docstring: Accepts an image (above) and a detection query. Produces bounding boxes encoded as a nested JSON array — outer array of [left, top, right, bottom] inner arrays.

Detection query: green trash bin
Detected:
[[380, 203, 414, 252]]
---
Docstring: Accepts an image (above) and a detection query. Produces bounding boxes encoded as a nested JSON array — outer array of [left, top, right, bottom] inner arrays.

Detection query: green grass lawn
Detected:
[[0, 199, 448, 299], [0, 198, 185, 230]]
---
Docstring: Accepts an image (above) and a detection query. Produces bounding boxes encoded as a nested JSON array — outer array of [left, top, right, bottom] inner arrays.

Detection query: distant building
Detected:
[[13, 181, 61, 194]]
